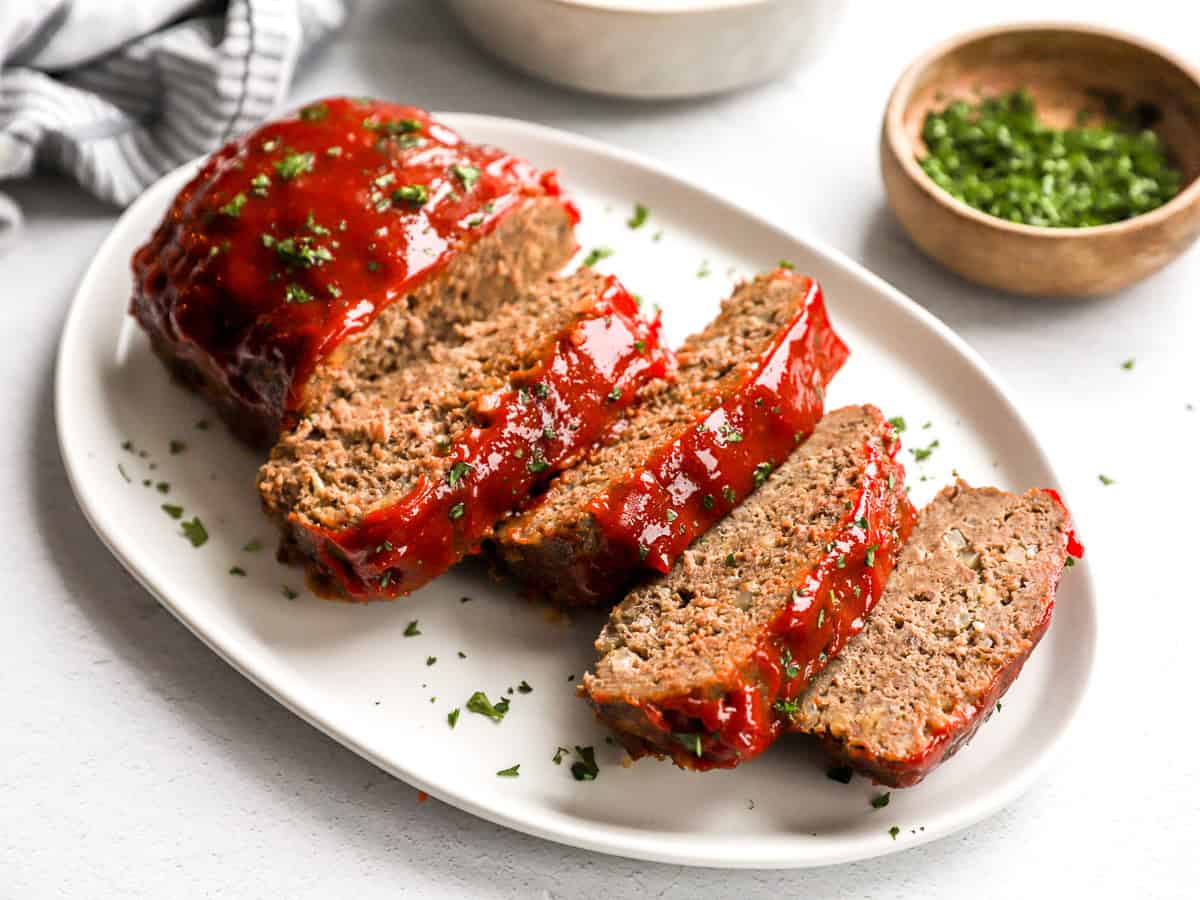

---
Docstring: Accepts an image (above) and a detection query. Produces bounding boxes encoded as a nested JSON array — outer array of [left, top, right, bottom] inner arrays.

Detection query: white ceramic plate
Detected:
[[55, 113, 1097, 869]]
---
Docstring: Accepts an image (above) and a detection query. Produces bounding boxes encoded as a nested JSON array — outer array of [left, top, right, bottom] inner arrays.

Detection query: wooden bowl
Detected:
[[881, 23, 1200, 298]]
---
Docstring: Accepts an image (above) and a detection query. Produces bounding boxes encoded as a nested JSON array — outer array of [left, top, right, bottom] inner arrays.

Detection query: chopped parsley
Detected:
[[836, 555, 846, 568], [779, 259, 795, 270], [675, 732, 704, 757], [299, 102, 328, 121], [242, 539, 263, 553], [722, 485, 736, 504], [526, 455, 549, 474], [250, 174, 271, 196], [696, 259, 711, 278], [466, 691, 510, 722], [393, 184, 429, 206], [517, 680, 533, 694], [1121, 357, 1135, 370], [855, 516, 868, 529], [282, 585, 299, 600], [552, 746, 571, 765], [117, 463, 131, 483], [451, 164, 481, 190], [496, 764, 520, 777], [627, 203, 649, 229], [888, 825, 900, 840], [607, 387, 622, 403], [570, 746, 599, 781], [826, 765, 853, 784], [725, 552, 737, 567], [702, 494, 715, 510], [773, 697, 800, 719], [781, 648, 800, 680], [817, 607, 826, 628], [1098, 474, 1115, 485], [161, 504, 184, 519], [404, 620, 421, 637], [285, 283, 314, 304], [448, 501, 466, 520], [911, 439, 939, 462], [180, 517, 208, 547], [447, 461, 473, 488], [169, 439, 186, 454], [274, 151, 315, 181], [447, 708, 460, 728], [218, 192, 247, 217], [753, 461, 773, 488], [872, 792, 891, 809], [1065, 556, 1077, 567], [581, 246, 613, 268], [274, 236, 333, 268], [887, 416, 907, 432], [865, 544, 878, 567], [229, 566, 246, 577], [719, 425, 743, 443]]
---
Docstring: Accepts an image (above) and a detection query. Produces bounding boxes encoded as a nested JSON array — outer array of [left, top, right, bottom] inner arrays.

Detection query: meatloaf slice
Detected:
[[494, 270, 849, 607], [793, 482, 1080, 787], [582, 405, 916, 770], [132, 96, 577, 447], [258, 271, 669, 601]]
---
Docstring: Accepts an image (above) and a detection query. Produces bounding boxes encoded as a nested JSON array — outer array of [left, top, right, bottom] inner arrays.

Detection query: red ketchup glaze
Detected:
[[131, 96, 578, 430], [587, 275, 849, 577], [304, 276, 671, 600], [640, 428, 916, 770]]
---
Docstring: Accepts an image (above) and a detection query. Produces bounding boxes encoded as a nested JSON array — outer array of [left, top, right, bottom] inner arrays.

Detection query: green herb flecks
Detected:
[[781, 648, 800, 680], [180, 517, 208, 548], [219, 192, 247, 217], [447, 461, 473, 488], [274, 151, 315, 181], [393, 184, 429, 207], [675, 732, 704, 757], [299, 102, 328, 121], [888, 825, 900, 840], [517, 681, 533, 694], [447, 708, 460, 729], [918, 88, 1182, 228], [285, 283, 314, 304], [627, 203, 649, 229], [466, 691, 510, 722], [1099, 473, 1115, 485], [753, 462, 773, 488], [451, 164, 481, 191], [553, 746, 570, 765], [162, 503, 184, 519], [570, 746, 599, 781], [773, 697, 800, 719], [229, 566, 246, 577], [274, 235, 332, 269], [582, 246, 613, 268], [696, 259, 711, 278], [250, 174, 271, 196], [1121, 357, 1135, 370], [404, 620, 421, 637], [865, 544, 878, 567], [872, 792, 891, 809], [887, 416, 907, 432], [911, 440, 939, 462], [496, 764, 520, 777]]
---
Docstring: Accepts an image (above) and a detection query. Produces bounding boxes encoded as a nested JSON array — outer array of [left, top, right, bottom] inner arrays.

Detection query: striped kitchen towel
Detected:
[[0, 0, 349, 249]]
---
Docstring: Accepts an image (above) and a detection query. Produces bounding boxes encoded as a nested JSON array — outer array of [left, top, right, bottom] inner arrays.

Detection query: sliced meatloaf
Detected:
[[132, 96, 577, 447], [793, 482, 1080, 787], [258, 271, 669, 601], [582, 405, 916, 770], [494, 270, 849, 607]]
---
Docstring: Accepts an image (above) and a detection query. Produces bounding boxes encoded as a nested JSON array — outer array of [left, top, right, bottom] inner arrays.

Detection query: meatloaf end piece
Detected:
[[582, 405, 916, 770], [793, 481, 1079, 787], [494, 270, 849, 607], [131, 96, 577, 448], [258, 271, 669, 601]]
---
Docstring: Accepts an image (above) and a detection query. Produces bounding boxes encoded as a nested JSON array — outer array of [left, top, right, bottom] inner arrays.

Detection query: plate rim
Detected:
[[54, 111, 1098, 869]]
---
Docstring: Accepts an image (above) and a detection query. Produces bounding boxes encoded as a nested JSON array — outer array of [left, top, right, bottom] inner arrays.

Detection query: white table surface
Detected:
[[3, 0, 1197, 896]]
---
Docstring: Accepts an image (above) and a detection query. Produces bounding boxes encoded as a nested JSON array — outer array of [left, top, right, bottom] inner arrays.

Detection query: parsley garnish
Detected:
[[393, 184, 428, 206], [526, 455, 549, 474], [162, 504, 183, 519], [1121, 357, 1135, 370], [855, 516, 868, 528], [674, 733, 704, 757], [282, 585, 298, 600], [274, 151, 315, 181], [826, 765, 853, 784], [447, 461, 473, 488], [450, 164, 481, 191], [426, 656, 437, 667], [219, 192, 247, 217], [722, 486, 736, 504], [553, 746, 570, 765], [404, 620, 421, 637], [517, 681, 533, 694], [447, 708, 460, 728], [117, 463, 131, 483], [773, 697, 800, 719], [496, 764, 520, 777], [888, 826, 900, 840], [229, 566, 246, 577], [299, 102, 328, 121], [781, 648, 800, 680], [466, 691, 510, 722], [181, 517, 208, 547], [285, 283, 314, 304], [448, 501, 466, 520], [627, 203, 649, 229], [817, 607, 826, 628], [872, 792, 891, 809], [865, 544, 878, 567], [753, 461, 773, 488], [887, 416, 907, 432], [911, 439, 939, 462], [779, 259, 795, 270], [581, 246, 613, 268], [696, 259, 711, 278], [274, 236, 332, 268], [607, 387, 622, 402], [702, 494, 715, 510], [250, 173, 271, 196], [570, 746, 599, 781], [169, 439, 186, 454], [1098, 474, 1115, 485], [725, 553, 737, 567]]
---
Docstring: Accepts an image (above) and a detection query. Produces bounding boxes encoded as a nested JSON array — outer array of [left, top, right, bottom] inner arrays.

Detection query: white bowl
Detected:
[[445, 0, 844, 100]]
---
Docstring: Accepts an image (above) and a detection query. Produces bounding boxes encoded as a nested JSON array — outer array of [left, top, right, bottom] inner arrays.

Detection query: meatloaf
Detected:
[[793, 481, 1080, 787], [258, 270, 670, 600], [131, 96, 577, 447], [582, 405, 916, 769], [494, 270, 849, 607]]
